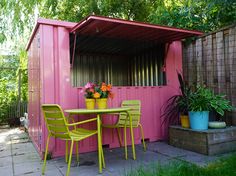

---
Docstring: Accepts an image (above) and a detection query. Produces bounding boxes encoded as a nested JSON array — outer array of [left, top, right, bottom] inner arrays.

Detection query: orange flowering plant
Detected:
[[94, 82, 114, 99], [83, 82, 114, 99]]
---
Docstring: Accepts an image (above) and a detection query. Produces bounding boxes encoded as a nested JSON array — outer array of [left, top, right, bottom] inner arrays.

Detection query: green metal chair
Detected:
[[102, 100, 146, 158], [41, 104, 104, 176]]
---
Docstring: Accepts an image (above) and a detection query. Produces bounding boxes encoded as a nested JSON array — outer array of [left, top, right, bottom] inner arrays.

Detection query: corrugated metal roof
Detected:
[[71, 15, 203, 43], [70, 15, 203, 56]]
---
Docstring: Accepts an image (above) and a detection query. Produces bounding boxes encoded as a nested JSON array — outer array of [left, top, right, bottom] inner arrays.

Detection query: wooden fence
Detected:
[[0, 101, 28, 124], [7, 101, 28, 119], [183, 24, 236, 124]]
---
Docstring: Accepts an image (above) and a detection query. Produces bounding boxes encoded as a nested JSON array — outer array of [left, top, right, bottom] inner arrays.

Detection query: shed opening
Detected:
[[69, 15, 203, 87], [70, 34, 166, 87]]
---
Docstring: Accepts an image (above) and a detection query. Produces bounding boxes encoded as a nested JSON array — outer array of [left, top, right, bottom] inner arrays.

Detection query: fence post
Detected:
[[17, 69, 21, 118]]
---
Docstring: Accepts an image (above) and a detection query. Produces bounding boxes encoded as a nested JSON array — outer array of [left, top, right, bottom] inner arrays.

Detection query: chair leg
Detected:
[[42, 135, 50, 175], [139, 124, 146, 151], [65, 140, 68, 163], [116, 128, 123, 147], [129, 121, 136, 160], [124, 126, 127, 160], [66, 140, 74, 176], [76, 142, 79, 163]]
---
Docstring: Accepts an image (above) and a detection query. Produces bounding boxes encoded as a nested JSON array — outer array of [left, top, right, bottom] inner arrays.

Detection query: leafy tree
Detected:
[[149, 0, 236, 32], [0, 0, 235, 123], [39, 0, 153, 22], [1, 0, 236, 44], [0, 54, 19, 122]]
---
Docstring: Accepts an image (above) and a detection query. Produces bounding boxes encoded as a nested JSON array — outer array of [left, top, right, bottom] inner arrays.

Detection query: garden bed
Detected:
[[169, 125, 236, 155]]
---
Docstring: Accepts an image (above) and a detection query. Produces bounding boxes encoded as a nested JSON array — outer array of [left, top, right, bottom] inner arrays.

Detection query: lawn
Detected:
[[127, 153, 236, 176]]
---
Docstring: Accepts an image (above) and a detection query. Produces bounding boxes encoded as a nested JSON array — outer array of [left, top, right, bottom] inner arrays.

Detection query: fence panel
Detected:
[[7, 101, 28, 119], [183, 24, 236, 124]]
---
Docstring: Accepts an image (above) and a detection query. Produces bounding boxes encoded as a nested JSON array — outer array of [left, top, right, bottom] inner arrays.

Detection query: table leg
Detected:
[[128, 112, 136, 160], [100, 122, 105, 168], [97, 114, 102, 173]]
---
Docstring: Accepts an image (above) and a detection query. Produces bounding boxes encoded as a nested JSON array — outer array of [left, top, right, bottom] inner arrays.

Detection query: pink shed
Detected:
[[26, 16, 202, 158]]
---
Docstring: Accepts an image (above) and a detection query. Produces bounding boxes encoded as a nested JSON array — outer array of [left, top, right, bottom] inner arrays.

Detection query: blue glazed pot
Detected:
[[189, 111, 209, 130]]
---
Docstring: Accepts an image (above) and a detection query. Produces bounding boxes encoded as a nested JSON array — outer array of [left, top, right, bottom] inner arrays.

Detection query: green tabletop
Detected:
[[64, 107, 130, 114]]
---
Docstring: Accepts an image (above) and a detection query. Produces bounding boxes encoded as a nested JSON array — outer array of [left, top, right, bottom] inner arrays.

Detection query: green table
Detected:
[[64, 107, 136, 173]]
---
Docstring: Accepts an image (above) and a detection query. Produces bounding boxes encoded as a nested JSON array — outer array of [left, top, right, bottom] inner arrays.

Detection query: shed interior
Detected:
[[70, 34, 166, 87]]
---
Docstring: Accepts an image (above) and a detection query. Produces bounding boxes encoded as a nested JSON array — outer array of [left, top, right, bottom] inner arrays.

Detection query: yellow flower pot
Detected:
[[85, 98, 95, 109], [96, 98, 108, 109], [180, 115, 190, 128]]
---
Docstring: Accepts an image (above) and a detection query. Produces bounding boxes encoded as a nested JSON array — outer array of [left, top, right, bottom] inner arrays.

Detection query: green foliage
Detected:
[[161, 72, 191, 125], [18, 48, 28, 101], [188, 86, 233, 116], [0, 46, 28, 122], [126, 153, 236, 176], [188, 86, 213, 112], [0, 54, 19, 122], [162, 73, 233, 125], [1, 0, 235, 44], [39, 0, 153, 22], [149, 0, 236, 32]]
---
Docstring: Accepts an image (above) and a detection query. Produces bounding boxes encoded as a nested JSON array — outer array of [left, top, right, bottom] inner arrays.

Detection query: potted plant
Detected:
[[161, 72, 191, 128], [94, 82, 114, 109], [83, 82, 96, 109], [188, 85, 233, 130], [82, 82, 114, 109]]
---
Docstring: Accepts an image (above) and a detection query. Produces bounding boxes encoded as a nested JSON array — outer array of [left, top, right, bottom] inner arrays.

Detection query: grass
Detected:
[[126, 153, 236, 176]]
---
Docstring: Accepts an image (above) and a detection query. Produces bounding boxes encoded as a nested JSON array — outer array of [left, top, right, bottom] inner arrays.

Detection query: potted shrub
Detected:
[[161, 72, 191, 128], [188, 85, 233, 130]]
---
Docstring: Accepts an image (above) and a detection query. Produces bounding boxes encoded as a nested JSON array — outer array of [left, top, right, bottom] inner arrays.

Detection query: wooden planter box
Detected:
[[169, 125, 236, 155]]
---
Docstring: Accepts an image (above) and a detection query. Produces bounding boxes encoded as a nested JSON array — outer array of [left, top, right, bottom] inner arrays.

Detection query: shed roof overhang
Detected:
[[71, 15, 203, 42], [70, 15, 203, 56]]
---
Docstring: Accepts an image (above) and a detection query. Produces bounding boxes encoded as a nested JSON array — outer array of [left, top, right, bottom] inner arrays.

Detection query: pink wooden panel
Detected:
[[37, 24, 79, 157], [161, 41, 182, 138], [54, 27, 78, 156], [28, 29, 41, 154], [75, 86, 177, 151], [40, 24, 57, 155]]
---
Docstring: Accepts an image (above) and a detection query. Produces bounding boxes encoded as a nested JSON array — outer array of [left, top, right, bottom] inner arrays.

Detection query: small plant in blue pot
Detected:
[[188, 85, 233, 130]]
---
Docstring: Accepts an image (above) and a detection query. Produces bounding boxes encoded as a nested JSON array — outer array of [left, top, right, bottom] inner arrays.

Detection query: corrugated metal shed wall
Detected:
[[72, 44, 165, 87], [131, 45, 165, 86], [72, 54, 129, 86]]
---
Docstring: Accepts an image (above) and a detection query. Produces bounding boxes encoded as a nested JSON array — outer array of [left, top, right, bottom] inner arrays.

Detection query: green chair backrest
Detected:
[[41, 104, 70, 139], [117, 100, 141, 127]]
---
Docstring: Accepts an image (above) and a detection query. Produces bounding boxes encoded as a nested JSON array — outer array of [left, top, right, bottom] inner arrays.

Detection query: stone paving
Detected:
[[0, 126, 230, 176]]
